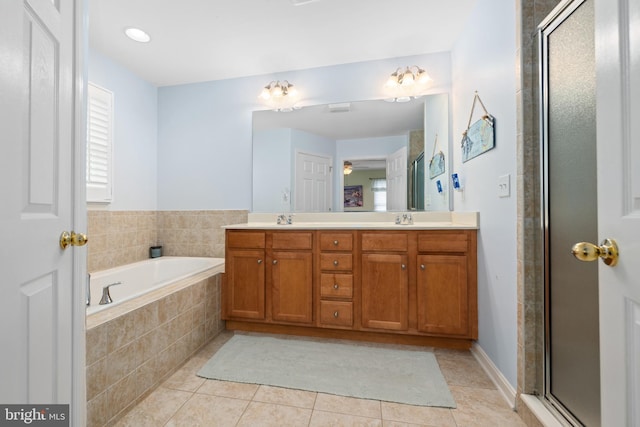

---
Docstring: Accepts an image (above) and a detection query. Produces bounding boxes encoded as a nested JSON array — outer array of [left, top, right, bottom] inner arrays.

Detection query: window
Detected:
[[86, 83, 113, 203], [371, 178, 387, 212]]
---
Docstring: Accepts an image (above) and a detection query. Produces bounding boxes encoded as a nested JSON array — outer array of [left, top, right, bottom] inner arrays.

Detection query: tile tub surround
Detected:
[[85, 274, 224, 427], [87, 209, 248, 272]]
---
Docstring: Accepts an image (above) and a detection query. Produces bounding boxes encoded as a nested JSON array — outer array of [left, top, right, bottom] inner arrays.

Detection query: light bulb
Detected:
[[271, 84, 283, 97], [416, 70, 432, 84], [259, 86, 271, 100], [400, 71, 414, 86], [124, 27, 151, 43]]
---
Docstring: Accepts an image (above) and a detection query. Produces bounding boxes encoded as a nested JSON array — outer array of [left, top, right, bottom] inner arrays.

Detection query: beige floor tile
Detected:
[[163, 363, 207, 392], [165, 393, 249, 426], [435, 350, 495, 389], [310, 410, 382, 427], [236, 401, 312, 427], [113, 387, 192, 427], [314, 393, 382, 419], [196, 379, 259, 400], [449, 385, 526, 427], [382, 421, 428, 427], [381, 402, 456, 427], [253, 385, 317, 409]]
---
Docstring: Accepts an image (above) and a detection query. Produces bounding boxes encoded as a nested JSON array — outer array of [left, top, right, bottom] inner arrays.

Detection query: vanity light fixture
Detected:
[[124, 27, 151, 43], [385, 66, 432, 102], [259, 80, 299, 112], [344, 161, 353, 175]]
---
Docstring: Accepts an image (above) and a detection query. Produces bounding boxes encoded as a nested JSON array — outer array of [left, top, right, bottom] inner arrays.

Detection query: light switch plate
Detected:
[[498, 174, 510, 198]]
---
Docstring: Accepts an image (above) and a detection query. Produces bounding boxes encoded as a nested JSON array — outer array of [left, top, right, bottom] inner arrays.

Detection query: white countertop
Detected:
[[223, 211, 479, 230]]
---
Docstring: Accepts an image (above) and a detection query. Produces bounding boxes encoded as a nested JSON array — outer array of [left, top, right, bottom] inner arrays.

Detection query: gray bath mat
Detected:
[[197, 334, 456, 408]]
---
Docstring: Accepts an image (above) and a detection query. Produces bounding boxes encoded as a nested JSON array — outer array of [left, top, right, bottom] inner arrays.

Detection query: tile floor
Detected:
[[114, 331, 526, 426]]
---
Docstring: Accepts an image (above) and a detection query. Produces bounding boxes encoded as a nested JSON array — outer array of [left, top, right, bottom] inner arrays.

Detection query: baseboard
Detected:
[[470, 343, 517, 409]]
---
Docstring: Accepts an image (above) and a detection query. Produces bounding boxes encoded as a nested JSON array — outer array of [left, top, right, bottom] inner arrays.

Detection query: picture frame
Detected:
[[344, 185, 363, 207]]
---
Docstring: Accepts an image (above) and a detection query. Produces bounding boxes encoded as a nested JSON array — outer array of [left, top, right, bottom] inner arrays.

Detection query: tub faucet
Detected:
[[99, 281, 123, 305]]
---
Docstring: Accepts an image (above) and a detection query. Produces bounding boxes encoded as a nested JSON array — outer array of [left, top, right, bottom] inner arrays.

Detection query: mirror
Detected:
[[252, 94, 450, 212]]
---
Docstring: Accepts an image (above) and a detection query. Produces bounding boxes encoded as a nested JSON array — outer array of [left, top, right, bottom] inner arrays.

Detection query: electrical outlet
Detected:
[[498, 174, 510, 198]]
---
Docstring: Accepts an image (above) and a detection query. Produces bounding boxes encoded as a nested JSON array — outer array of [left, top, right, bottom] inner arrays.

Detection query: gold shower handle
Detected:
[[60, 231, 88, 249], [571, 238, 618, 267]]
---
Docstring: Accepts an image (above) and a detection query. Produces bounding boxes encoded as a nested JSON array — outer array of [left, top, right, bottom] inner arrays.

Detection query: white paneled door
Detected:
[[0, 0, 85, 423], [294, 151, 332, 212], [386, 146, 407, 211], [595, 0, 640, 425]]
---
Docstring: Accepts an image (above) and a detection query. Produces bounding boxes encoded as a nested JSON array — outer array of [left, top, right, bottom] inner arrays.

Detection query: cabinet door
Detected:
[[225, 249, 265, 320], [271, 251, 313, 324], [416, 254, 468, 336], [361, 253, 408, 331]]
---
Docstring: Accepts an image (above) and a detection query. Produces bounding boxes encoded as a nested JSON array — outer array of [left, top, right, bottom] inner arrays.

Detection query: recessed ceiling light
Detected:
[[124, 27, 151, 43], [290, 0, 320, 5]]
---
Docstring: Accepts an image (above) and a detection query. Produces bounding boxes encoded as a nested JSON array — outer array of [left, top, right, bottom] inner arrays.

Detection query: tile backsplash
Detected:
[[87, 210, 247, 272]]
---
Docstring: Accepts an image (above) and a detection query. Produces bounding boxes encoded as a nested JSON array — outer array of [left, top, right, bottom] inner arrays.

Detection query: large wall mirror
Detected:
[[252, 94, 451, 213]]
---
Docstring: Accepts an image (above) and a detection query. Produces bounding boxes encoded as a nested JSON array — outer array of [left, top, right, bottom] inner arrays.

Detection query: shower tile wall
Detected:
[[87, 210, 248, 272]]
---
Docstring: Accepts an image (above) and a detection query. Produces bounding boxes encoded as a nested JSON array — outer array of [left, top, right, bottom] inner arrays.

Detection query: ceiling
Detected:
[[88, 0, 477, 87]]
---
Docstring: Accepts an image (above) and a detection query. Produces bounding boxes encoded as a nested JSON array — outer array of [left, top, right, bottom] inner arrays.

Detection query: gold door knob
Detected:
[[571, 238, 619, 266], [60, 231, 88, 249]]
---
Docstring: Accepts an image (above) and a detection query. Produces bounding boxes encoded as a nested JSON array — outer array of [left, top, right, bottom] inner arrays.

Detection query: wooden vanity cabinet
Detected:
[[224, 227, 477, 348], [223, 230, 313, 325], [317, 231, 355, 329], [270, 232, 313, 324], [416, 231, 478, 338], [224, 232, 266, 320], [360, 232, 409, 331]]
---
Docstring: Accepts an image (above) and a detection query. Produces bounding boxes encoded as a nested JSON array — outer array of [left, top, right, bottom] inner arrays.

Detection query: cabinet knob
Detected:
[[272, 260, 278, 265], [333, 283, 339, 290], [333, 260, 339, 266], [257, 259, 263, 264], [333, 311, 339, 318], [420, 264, 425, 270], [401, 264, 406, 270], [333, 240, 339, 246]]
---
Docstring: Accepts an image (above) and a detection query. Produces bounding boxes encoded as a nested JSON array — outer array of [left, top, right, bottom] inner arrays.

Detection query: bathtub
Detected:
[[87, 256, 225, 319], [85, 256, 226, 425]]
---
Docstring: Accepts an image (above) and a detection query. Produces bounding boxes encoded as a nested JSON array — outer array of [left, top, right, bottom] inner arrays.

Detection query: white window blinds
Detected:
[[371, 178, 387, 212], [86, 83, 113, 203]]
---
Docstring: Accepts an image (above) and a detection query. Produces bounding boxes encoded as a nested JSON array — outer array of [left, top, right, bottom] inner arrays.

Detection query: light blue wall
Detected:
[[252, 128, 292, 212], [157, 52, 452, 209], [451, 0, 518, 388], [424, 93, 450, 211], [88, 49, 158, 210]]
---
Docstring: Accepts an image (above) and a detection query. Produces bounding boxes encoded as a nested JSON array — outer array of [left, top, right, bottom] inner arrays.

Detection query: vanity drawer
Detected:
[[271, 232, 313, 250], [418, 232, 468, 253], [227, 231, 265, 249], [320, 253, 353, 271], [320, 301, 353, 327], [361, 232, 408, 252], [319, 232, 353, 251], [320, 273, 353, 298]]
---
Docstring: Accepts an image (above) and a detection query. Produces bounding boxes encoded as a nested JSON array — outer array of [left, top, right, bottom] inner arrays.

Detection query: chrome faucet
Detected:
[[99, 281, 123, 305], [395, 213, 414, 225], [276, 214, 292, 225]]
